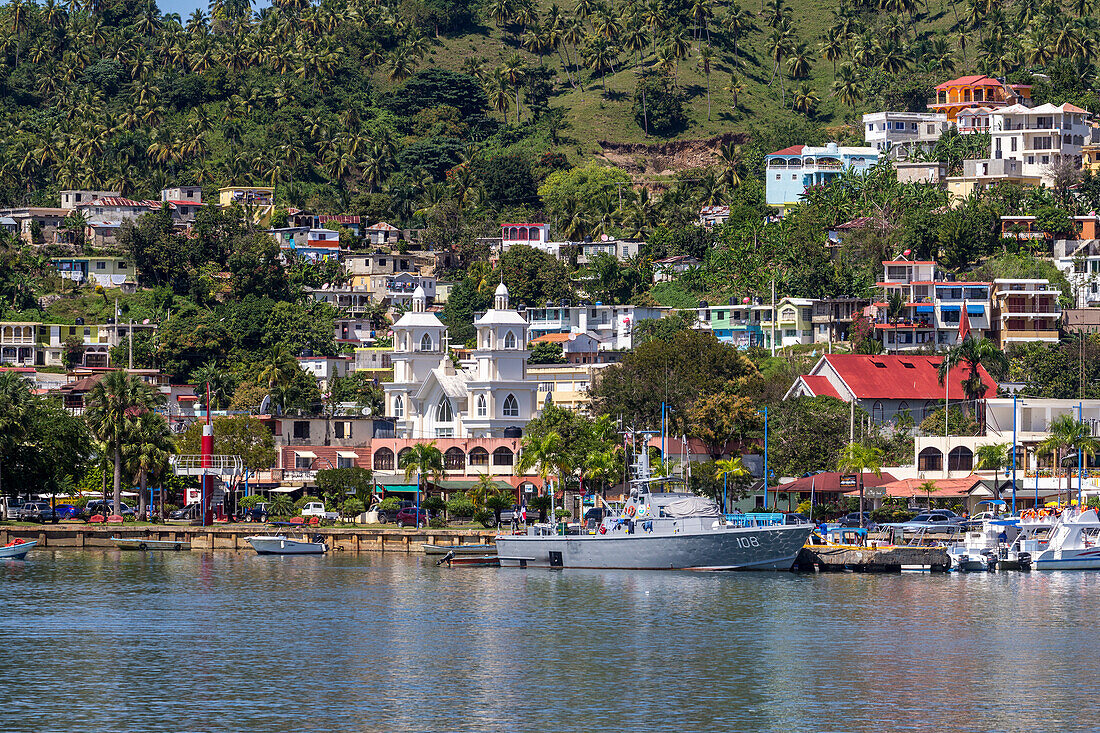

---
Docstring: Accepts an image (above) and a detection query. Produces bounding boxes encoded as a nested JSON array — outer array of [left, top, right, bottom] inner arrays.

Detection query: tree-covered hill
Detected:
[[3, 0, 1100, 219]]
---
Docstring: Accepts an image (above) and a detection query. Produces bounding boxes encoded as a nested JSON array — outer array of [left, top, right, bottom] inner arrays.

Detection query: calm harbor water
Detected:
[[2, 551, 1099, 732]]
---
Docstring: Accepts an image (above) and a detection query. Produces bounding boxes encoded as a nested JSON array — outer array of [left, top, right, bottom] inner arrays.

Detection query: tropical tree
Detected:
[[698, 44, 715, 121], [517, 430, 568, 511], [975, 442, 1010, 499], [936, 336, 1009, 427], [0, 371, 33, 513], [912, 480, 938, 509], [1039, 415, 1099, 505], [257, 344, 298, 413], [714, 456, 749, 512], [85, 370, 163, 515], [837, 442, 884, 525], [399, 441, 444, 526], [792, 83, 818, 115], [124, 410, 175, 519]]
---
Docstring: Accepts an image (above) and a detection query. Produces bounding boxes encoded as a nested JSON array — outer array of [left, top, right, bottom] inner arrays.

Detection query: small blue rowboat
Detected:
[[0, 539, 36, 560]]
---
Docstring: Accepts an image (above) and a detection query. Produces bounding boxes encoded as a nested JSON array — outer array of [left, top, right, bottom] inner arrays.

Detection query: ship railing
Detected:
[[725, 512, 785, 528]]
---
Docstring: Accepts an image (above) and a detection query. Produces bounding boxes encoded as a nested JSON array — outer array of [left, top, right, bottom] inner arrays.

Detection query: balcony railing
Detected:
[[1003, 329, 1060, 340]]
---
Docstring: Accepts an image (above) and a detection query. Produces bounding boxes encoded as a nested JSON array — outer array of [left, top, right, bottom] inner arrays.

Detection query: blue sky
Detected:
[[156, 0, 270, 18]]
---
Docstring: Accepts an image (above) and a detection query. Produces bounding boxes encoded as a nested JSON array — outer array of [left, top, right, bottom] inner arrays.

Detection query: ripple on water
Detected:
[[1, 551, 1099, 732]]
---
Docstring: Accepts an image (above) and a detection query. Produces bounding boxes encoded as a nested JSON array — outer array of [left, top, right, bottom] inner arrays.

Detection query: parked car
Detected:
[[241, 503, 270, 523], [373, 501, 415, 524], [18, 502, 59, 523], [838, 511, 876, 529], [85, 500, 135, 517], [893, 513, 964, 530], [169, 503, 201, 521], [300, 502, 338, 522], [395, 507, 430, 528], [53, 504, 79, 520], [3, 498, 25, 520]]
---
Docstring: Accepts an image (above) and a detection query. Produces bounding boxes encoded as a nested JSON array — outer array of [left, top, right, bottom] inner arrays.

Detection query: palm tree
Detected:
[[1039, 415, 1099, 505], [936, 337, 1008, 426], [820, 35, 844, 78], [886, 290, 906, 354], [124, 411, 174, 520], [85, 371, 162, 516], [0, 371, 33, 514], [976, 442, 1010, 500], [698, 44, 715, 121], [400, 441, 444, 527], [785, 41, 813, 79], [257, 344, 298, 413], [717, 140, 743, 190], [837, 442, 884, 526], [583, 447, 618, 496], [792, 83, 818, 115], [918, 480, 939, 508], [715, 456, 749, 512], [724, 72, 744, 111], [517, 431, 568, 519], [832, 63, 862, 108], [468, 473, 499, 508]]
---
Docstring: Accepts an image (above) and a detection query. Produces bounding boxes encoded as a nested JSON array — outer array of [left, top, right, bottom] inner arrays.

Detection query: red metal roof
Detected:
[[815, 354, 997, 401], [318, 214, 361, 224], [934, 75, 1003, 90], [769, 145, 806, 156], [848, 476, 986, 498], [799, 375, 843, 400]]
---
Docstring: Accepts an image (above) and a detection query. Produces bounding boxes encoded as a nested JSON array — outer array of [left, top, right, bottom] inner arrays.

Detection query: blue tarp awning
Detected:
[[915, 305, 934, 313], [940, 305, 960, 312], [967, 304, 985, 314]]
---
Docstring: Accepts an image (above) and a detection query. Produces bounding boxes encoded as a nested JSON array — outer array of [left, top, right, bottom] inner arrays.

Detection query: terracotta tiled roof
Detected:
[[934, 75, 1003, 90], [770, 145, 806, 156], [850, 476, 987, 498], [532, 332, 573, 343]]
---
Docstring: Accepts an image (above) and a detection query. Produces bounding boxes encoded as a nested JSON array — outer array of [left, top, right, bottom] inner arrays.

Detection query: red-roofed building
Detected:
[[930, 75, 1032, 121], [782, 471, 898, 506], [784, 354, 998, 424]]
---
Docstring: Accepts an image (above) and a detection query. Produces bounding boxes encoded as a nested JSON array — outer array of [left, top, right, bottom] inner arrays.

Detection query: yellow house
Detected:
[[526, 362, 612, 413], [218, 186, 274, 226], [757, 297, 815, 349]]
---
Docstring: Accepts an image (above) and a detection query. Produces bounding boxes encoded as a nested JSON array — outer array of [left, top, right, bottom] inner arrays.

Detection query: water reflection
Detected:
[[1, 551, 1099, 732]]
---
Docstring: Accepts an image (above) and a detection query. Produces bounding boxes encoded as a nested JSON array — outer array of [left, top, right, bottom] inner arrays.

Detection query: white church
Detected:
[[384, 283, 539, 439]]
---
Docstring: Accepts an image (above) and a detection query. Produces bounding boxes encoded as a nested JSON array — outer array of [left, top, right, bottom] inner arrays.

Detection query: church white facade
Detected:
[[384, 283, 539, 439]]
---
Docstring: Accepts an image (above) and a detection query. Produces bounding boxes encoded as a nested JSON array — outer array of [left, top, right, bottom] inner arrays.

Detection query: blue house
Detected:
[[765, 143, 879, 211]]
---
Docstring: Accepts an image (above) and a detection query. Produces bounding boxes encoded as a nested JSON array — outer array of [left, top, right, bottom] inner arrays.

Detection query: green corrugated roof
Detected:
[[380, 484, 420, 493]]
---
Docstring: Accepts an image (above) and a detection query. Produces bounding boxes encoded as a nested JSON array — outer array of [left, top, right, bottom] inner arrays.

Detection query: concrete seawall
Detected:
[[0, 524, 498, 553]]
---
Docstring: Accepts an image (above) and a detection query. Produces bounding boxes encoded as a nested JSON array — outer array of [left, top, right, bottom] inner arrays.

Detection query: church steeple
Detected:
[[412, 284, 427, 312], [494, 281, 509, 310]]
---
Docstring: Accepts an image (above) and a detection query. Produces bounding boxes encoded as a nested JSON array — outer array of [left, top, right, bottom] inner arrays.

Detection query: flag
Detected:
[[958, 300, 970, 342]]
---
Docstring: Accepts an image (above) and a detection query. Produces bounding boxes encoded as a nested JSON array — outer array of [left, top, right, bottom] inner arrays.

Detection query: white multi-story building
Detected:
[[862, 111, 949, 158], [874, 257, 993, 350], [523, 303, 665, 351], [384, 284, 537, 439], [989, 103, 1093, 184]]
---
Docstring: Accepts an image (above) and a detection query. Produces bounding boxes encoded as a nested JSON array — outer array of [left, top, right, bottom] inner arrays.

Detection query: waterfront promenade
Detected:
[[0, 524, 496, 553]]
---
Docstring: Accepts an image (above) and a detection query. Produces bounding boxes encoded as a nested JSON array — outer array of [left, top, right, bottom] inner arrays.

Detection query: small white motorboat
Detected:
[[0, 539, 36, 559], [245, 534, 327, 555], [1032, 509, 1100, 570]]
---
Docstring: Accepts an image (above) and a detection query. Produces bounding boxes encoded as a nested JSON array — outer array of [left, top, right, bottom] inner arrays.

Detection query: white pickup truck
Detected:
[[300, 502, 339, 521]]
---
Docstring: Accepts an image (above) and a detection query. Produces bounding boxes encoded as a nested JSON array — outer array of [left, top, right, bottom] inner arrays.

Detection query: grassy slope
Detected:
[[400, 0, 959, 148]]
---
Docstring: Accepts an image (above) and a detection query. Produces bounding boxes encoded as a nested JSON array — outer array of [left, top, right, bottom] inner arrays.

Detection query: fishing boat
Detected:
[[245, 534, 327, 555], [1030, 509, 1100, 570], [422, 543, 496, 556], [947, 519, 1024, 572], [112, 537, 190, 551], [496, 438, 813, 571], [436, 551, 500, 567], [0, 539, 36, 560]]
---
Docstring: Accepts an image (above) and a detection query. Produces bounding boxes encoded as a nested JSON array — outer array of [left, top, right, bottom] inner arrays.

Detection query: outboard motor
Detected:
[[1017, 552, 1032, 570]]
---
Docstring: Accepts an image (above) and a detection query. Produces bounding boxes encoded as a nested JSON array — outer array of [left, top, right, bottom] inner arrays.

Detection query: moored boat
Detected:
[[422, 543, 496, 556], [0, 539, 36, 559], [496, 440, 813, 571], [1031, 509, 1100, 570], [245, 534, 327, 555]]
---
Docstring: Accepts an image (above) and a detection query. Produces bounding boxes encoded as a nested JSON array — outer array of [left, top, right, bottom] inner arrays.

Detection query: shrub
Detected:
[[428, 518, 446, 528], [447, 495, 475, 517], [379, 497, 401, 511], [238, 495, 265, 509], [163, 503, 179, 515], [554, 508, 571, 520], [422, 496, 446, 514], [473, 509, 495, 528]]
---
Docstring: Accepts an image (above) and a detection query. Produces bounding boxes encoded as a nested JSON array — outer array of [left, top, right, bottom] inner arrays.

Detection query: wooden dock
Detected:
[[796, 545, 951, 573], [0, 524, 497, 554]]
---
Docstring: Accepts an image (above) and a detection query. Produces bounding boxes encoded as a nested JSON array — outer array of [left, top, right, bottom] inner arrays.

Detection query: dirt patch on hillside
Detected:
[[596, 132, 750, 175]]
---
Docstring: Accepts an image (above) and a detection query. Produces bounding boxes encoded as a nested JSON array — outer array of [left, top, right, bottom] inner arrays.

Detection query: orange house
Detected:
[[930, 75, 1032, 122]]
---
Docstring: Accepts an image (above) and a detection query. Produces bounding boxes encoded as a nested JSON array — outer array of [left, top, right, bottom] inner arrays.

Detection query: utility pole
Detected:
[[128, 319, 133, 370], [770, 279, 776, 357]]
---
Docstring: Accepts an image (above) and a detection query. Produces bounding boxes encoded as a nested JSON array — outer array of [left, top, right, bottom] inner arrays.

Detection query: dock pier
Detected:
[[0, 524, 497, 554], [796, 545, 951, 573]]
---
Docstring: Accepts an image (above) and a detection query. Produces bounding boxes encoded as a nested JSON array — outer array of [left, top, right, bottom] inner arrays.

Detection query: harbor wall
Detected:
[[0, 525, 498, 553]]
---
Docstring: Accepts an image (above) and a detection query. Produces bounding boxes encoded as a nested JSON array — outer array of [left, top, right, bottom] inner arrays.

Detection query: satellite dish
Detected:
[[361, 407, 372, 416], [259, 394, 271, 414]]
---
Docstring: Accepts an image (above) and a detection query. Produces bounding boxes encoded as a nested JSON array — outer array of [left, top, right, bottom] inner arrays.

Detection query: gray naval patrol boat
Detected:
[[496, 441, 813, 571]]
